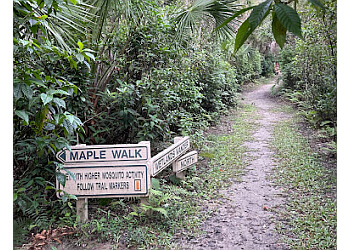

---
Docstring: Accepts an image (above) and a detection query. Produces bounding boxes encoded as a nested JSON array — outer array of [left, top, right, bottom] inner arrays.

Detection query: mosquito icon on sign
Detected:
[[134, 179, 141, 191]]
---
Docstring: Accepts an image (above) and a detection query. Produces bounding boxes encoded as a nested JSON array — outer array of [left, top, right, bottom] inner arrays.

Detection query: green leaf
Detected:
[[307, 0, 325, 10], [39, 15, 48, 20], [83, 61, 91, 70], [48, 89, 69, 96], [272, 13, 287, 48], [215, 6, 255, 30], [70, 58, 77, 69], [56, 172, 66, 187], [77, 41, 84, 51], [65, 169, 76, 182], [40, 93, 53, 105], [21, 84, 33, 99], [14, 84, 23, 100], [151, 178, 160, 190], [62, 195, 68, 202], [275, 3, 302, 39], [234, 2, 271, 53], [76, 53, 84, 63], [53, 98, 66, 108], [249, 0, 273, 28], [69, 0, 77, 5], [129, 212, 139, 217], [62, 119, 73, 134], [44, 0, 53, 7], [15, 110, 29, 125], [84, 52, 95, 61], [234, 19, 250, 53], [13, 193, 18, 201], [44, 122, 56, 131]]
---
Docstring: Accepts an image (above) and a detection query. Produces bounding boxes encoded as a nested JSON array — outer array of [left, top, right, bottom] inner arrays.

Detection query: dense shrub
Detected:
[[278, 0, 336, 128], [235, 46, 262, 84], [261, 52, 275, 77]]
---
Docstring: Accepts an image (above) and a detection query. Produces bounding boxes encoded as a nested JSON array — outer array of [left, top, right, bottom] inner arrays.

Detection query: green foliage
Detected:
[[278, 0, 336, 129], [174, 0, 240, 40], [234, 45, 263, 83], [13, 0, 91, 245], [81, 4, 244, 144]]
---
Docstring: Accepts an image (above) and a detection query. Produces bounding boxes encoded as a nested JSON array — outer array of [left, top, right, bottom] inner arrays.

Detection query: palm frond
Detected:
[[174, 0, 242, 41], [14, 1, 97, 52]]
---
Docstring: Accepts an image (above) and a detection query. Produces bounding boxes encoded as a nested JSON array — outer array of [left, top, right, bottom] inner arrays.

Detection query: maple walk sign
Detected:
[[56, 142, 151, 198], [56, 138, 198, 200]]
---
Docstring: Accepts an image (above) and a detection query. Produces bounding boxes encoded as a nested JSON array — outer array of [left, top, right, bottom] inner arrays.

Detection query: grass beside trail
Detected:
[[53, 102, 259, 249], [271, 116, 337, 249]]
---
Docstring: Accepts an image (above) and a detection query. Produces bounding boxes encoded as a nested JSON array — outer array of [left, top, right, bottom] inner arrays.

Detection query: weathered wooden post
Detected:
[[76, 198, 88, 222], [172, 137, 186, 180]]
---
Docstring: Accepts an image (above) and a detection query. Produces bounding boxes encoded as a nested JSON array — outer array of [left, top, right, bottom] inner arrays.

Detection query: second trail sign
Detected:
[[151, 136, 190, 176]]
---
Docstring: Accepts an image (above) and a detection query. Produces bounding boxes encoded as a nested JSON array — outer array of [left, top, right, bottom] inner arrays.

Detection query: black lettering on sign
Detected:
[[69, 150, 107, 161], [181, 156, 194, 168], [109, 182, 130, 189], [77, 183, 94, 190], [96, 182, 108, 190], [101, 171, 124, 179], [111, 149, 143, 159], [70, 151, 79, 160], [79, 151, 86, 160], [176, 140, 189, 155], [126, 171, 144, 179], [84, 172, 100, 180]]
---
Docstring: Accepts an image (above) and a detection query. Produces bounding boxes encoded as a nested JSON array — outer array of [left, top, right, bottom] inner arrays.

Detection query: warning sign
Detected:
[[57, 165, 149, 198]]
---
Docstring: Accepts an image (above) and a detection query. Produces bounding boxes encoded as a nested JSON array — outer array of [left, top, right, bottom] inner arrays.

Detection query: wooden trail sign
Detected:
[[173, 150, 198, 173], [56, 142, 151, 222], [56, 143, 150, 165], [151, 136, 190, 176], [56, 142, 151, 198], [57, 164, 150, 198]]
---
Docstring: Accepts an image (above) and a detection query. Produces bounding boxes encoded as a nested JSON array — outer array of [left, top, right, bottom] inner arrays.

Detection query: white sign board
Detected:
[[151, 136, 190, 176], [173, 151, 198, 173], [57, 165, 150, 198], [56, 143, 150, 165]]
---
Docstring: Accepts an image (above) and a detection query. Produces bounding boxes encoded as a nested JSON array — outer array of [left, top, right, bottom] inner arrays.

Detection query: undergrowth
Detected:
[[41, 103, 259, 249], [271, 116, 337, 249]]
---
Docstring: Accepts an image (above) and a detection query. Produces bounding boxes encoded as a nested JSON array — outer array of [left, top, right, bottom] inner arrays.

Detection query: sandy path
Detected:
[[179, 80, 290, 249]]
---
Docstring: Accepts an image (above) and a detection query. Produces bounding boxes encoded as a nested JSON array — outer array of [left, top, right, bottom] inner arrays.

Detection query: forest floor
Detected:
[[175, 78, 291, 249]]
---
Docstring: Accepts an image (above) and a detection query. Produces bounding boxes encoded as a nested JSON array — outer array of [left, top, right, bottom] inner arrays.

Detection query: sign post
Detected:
[[76, 198, 88, 223]]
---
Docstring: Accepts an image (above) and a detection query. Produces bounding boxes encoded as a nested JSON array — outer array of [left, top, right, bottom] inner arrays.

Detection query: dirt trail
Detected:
[[179, 80, 291, 249]]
